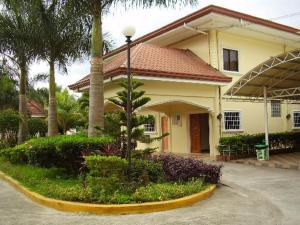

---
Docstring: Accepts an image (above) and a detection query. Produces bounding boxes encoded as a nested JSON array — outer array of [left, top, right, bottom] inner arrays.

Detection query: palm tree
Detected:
[[56, 88, 83, 134], [0, 0, 40, 143], [65, 0, 198, 137], [35, 0, 90, 136]]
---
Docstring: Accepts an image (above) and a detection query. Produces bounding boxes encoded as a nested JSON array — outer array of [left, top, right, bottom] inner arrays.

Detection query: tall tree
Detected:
[[66, 0, 198, 137], [35, 0, 89, 136], [0, 0, 39, 143]]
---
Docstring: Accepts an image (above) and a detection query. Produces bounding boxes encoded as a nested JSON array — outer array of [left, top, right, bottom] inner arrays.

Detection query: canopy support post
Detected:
[[263, 86, 269, 160]]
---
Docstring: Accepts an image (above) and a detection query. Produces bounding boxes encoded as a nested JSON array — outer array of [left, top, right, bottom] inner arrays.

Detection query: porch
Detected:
[[143, 99, 220, 156]]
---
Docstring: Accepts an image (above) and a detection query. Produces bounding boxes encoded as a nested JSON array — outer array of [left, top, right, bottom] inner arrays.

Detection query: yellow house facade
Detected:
[[70, 5, 300, 157]]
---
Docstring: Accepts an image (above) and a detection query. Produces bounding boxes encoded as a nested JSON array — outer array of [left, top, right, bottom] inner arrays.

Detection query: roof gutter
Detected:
[[183, 23, 207, 35]]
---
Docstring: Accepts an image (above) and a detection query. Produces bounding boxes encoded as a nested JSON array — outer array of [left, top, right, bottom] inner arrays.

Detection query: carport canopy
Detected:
[[225, 49, 300, 159], [226, 49, 300, 100]]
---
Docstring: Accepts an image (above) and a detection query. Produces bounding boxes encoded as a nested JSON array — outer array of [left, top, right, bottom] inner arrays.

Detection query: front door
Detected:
[[190, 114, 201, 153]]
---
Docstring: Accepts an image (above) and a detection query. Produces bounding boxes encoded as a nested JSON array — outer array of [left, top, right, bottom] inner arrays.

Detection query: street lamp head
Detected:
[[122, 25, 136, 38]]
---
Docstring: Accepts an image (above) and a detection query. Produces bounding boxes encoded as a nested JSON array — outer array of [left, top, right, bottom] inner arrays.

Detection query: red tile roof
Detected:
[[104, 5, 300, 59], [27, 100, 45, 118], [69, 44, 232, 90]]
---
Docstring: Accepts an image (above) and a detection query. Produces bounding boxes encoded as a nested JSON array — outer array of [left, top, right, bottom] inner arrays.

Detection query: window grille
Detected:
[[224, 111, 241, 130]]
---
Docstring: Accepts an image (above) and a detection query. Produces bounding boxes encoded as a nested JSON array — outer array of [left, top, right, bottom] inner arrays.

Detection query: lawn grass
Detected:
[[0, 157, 208, 204]]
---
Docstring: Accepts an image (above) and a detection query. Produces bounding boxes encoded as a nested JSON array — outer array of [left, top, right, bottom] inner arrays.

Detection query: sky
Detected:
[[30, 0, 300, 90]]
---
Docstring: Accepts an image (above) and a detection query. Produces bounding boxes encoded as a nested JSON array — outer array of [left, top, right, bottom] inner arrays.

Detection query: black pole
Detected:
[[126, 36, 132, 178]]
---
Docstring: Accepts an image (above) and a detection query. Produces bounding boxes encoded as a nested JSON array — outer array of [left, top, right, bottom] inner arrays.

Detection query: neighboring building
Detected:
[[27, 100, 46, 118], [69, 5, 300, 156]]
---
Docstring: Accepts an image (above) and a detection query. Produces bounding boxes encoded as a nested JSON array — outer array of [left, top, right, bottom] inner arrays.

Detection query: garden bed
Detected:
[[0, 157, 212, 204], [0, 157, 216, 214]]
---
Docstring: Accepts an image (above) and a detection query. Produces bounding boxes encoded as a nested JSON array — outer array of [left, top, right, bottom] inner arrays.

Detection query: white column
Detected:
[[264, 86, 269, 160]]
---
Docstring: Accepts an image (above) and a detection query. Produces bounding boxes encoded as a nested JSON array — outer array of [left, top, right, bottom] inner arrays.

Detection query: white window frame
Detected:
[[223, 110, 243, 132], [144, 116, 156, 134], [221, 47, 240, 74], [292, 111, 300, 129], [271, 100, 281, 118]]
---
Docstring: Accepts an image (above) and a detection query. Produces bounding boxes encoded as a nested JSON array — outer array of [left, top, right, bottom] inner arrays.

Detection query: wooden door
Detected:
[[161, 116, 169, 152], [190, 114, 201, 153]]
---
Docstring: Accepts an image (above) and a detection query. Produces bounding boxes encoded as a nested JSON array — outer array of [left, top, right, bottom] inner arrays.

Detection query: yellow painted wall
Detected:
[[103, 80, 220, 155], [169, 34, 209, 63]]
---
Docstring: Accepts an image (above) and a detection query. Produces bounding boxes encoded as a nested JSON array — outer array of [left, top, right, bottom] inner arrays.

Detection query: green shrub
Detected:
[[0, 109, 20, 146], [133, 179, 206, 202], [0, 140, 8, 150], [0, 145, 28, 164], [28, 118, 47, 137], [85, 156, 128, 200], [1, 135, 113, 173], [85, 155, 128, 178], [131, 159, 163, 183]]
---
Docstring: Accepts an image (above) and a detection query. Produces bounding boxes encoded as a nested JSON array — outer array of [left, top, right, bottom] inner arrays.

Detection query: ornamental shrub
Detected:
[[152, 154, 222, 184], [0, 109, 20, 146], [84, 156, 163, 183], [85, 155, 128, 179], [28, 118, 47, 137], [1, 135, 112, 174], [131, 159, 163, 183]]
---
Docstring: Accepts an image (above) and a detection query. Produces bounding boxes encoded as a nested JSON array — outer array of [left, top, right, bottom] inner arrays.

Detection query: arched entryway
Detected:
[[144, 100, 213, 155]]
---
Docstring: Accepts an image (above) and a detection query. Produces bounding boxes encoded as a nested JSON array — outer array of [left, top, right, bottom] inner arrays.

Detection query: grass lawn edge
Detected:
[[0, 170, 216, 215]]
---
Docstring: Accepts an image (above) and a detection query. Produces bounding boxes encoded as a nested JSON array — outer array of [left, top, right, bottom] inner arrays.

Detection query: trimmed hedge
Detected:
[[219, 131, 300, 154], [0, 135, 112, 173], [152, 154, 222, 184], [85, 155, 163, 184]]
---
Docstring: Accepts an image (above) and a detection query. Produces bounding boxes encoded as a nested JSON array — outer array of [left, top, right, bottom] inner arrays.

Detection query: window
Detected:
[[223, 48, 239, 72], [224, 111, 241, 131], [144, 118, 156, 133], [293, 111, 300, 128], [271, 100, 281, 117]]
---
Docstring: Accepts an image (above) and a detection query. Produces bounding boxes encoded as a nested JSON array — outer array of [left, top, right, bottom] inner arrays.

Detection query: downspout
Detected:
[[219, 86, 222, 137]]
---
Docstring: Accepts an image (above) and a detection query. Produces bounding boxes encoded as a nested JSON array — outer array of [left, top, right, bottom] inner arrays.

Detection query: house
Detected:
[[69, 5, 300, 157], [27, 100, 46, 118]]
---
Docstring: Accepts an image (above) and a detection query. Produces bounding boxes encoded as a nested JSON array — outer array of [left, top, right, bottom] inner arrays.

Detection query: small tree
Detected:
[[108, 78, 167, 178]]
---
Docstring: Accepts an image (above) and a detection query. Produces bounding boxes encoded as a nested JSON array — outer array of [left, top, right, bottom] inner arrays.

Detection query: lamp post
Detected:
[[122, 25, 136, 177]]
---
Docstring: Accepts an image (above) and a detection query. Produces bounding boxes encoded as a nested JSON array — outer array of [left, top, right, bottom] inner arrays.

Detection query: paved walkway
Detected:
[[1, 163, 300, 225], [232, 152, 300, 170]]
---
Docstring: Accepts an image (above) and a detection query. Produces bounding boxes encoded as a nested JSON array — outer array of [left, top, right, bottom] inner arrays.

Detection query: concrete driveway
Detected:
[[0, 163, 299, 225]]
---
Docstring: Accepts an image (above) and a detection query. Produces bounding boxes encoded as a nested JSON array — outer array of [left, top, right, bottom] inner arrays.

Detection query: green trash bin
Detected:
[[255, 144, 268, 161]]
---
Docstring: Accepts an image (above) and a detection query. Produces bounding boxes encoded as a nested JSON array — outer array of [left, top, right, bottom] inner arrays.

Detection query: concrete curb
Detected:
[[0, 171, 216, 215]]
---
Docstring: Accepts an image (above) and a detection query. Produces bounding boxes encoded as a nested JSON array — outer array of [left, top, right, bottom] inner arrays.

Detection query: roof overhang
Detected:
[[225, 49, 300, 101], [72, 74, 230, 92], [105, 5, 300, 59]]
